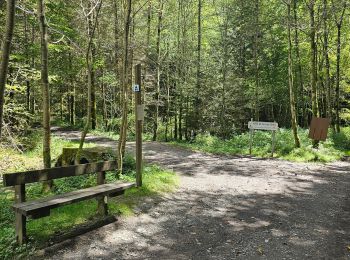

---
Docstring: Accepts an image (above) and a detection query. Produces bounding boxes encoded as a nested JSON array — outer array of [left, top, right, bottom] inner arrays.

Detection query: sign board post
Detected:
[[271, 130, 276, 157], [134, 64, 143, 187], [248, 119, 279, 157], [249, 128, 253, 155]]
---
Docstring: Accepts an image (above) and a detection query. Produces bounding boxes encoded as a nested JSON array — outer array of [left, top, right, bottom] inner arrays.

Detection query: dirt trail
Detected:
[[41, 129, 350, 259]]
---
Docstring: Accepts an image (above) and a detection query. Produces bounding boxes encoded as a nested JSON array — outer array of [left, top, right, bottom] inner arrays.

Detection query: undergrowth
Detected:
[[171, 127, 350, 163], [0, 132, 178, 259]]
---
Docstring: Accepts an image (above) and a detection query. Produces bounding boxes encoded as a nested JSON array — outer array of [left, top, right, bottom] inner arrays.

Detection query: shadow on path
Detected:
[[43, 130, 350, 259]]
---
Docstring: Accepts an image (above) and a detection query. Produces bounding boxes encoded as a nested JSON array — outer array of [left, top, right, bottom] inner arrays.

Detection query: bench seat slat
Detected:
[[12, 182, 135, 216]]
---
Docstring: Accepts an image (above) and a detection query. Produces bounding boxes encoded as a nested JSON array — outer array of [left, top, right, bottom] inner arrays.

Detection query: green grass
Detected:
[[170, 127, 350, 163], [0, 132, 178, 259], [0, 130, 96, 174], [91, 128, 154, 142]]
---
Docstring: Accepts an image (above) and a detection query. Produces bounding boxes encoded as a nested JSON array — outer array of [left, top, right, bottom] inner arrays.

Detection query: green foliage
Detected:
[[171, 127, 350, 163], [0, 132, 178, 259]]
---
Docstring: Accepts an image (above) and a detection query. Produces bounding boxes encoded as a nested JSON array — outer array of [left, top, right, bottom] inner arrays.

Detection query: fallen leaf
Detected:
[[257, 246, 264, 255]]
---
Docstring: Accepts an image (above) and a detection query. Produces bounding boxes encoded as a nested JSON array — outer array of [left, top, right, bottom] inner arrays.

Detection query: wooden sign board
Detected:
[[248, 120, 278, 157], [308, 117, 330, 141], [248, 121, 279, 131]]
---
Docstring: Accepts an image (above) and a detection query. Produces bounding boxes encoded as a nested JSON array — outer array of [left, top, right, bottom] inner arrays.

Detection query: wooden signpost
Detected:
[[248, 119, 279, 157], [134, 64, 143, 187]]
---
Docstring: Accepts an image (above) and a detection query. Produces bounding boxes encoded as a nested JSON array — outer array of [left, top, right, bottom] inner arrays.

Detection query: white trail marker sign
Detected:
[[248, 119, 279, 157]]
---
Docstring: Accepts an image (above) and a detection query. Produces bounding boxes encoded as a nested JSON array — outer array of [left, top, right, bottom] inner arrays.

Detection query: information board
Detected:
[[248, 121, 279, 131], [309, 117, 330, 141]]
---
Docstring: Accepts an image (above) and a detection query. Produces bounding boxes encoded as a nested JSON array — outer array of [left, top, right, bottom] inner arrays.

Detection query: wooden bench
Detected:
[[2, 160, 135, 245]]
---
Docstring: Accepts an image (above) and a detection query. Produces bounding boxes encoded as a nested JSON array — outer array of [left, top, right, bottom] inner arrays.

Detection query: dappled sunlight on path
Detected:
[[44, 131, 350, 259]]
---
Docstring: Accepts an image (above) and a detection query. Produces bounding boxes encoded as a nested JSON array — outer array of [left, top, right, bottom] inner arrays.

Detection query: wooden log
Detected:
[[3, 160, 117, 186], [97, 171, 108, 216], [14, 184, 27, 245]]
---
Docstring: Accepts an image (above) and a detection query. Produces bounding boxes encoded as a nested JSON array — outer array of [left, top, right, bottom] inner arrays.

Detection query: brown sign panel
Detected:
[[308, 117, 330, 141]]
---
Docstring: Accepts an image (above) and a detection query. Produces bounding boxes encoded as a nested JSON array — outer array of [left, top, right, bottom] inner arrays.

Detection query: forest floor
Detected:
[[39, 128, 350, 259]]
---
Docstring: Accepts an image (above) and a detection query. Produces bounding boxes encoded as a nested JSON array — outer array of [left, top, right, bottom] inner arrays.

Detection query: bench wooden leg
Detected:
[[97, 171, 108, 216], [97, 196, 108, 216], [14, 184, 27, 244], [15, 213, 27, 245]]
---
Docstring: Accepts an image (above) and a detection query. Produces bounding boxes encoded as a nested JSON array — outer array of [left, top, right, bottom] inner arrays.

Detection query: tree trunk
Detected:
[[179, 94, 183, 140], [194, 0, 202, 132], [38, 0, 52, 191], [331, 1, 346, 133], [69, 50, 75, 125], [24, 10, 31, 112], [287, 1, 300, 148], [253, 0, 260, 121], [335, 24, 341, 133], [323, 0, 332, 121], [76, 0, 102, 162], [102, 70, 108, 129], [0, 0, 16, 139], [293, 0, 306, 127], [309, 0, 319, 147], [90, 3, 97, 130], [220, 13, 228, 138], [152, 0, 163, 141], [117, 0, 132, 172], [165, 66, 170, 142], [70, 83, 76, 125], [113, 0, 121, 114], [91, 47, 97, 130]]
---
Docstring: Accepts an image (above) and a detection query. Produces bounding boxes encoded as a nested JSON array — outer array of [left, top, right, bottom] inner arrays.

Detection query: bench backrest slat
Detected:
[[3, 160, 117, 186]]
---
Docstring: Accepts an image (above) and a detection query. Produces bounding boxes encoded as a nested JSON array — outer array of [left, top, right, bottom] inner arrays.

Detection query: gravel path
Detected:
[[41, 129, 350, 259]]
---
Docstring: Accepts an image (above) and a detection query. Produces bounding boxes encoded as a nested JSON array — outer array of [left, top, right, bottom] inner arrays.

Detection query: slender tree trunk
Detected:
[[90, 4, 97, 130], [152, 0, 163, 141], [24, 11, 31, 112], [287, 1, 300, 148], [113, 0, 121, 114], [194, 0, 202, 132], [220, 12, 229, 138], [30, 22, 36, 114], [76, 0, 102, 162], [293, 0, 306, 127], [323, 0, 332, 121], [174, 109, 178, 139], [0, 0, 16, 139], [102, 69, 108, 129], [70, 83, 76, 125], [165, 66, 170, 142], [91, 52, 97, 130], [38, 0, 52, 191], [309, 1, 319, 118], [68, 50, 75, 125], [144, 0, 152, 109], [335, 24, 341, 133], [309, 0, 319, 147], [253, 0, 260, 121], [331, 1, 346, 133], [117, 0, 132, 172]]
